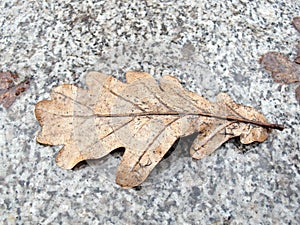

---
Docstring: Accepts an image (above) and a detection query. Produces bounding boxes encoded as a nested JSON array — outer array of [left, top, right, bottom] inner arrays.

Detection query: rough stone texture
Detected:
[[0, 0, 299, 224]]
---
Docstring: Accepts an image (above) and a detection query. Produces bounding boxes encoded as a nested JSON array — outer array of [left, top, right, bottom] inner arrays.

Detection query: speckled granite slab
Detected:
[[1, 1, 300, 224]]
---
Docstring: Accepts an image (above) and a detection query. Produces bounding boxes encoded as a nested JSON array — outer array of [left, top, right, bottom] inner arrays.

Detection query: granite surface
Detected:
[[1, 0, 300, 224]]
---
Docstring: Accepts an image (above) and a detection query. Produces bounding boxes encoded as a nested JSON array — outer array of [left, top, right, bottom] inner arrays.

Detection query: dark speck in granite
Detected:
[[1, 0, 300, 224]]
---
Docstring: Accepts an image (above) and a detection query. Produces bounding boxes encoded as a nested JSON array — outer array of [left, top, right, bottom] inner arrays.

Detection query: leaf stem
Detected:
[[94, 112, 284, 131]]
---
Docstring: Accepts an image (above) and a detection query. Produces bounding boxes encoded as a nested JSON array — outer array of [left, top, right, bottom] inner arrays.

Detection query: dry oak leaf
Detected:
[[296, 85, 300, 104], [0, 71, 30, 108], [295, 42, 300, 65], [35, 71, 283, 188], [260, 17, 300, 103], [259, 52, 300, 84], [292, 17, 300, 64], [260, 16, 300, 82], [292, 16, 300, 33], [260, 17, 300, 104]]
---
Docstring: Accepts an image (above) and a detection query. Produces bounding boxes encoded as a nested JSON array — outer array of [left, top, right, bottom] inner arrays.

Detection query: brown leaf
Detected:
[[0, 71, 30, 108], [296, 85, 300, 104], [293, 17, 300, 64], [35, 71, 283, 188], [292, 16, 300, 33], [295, 42, 300, 64], [259, 52, 300, 84], [260, 17, 300, 105]]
